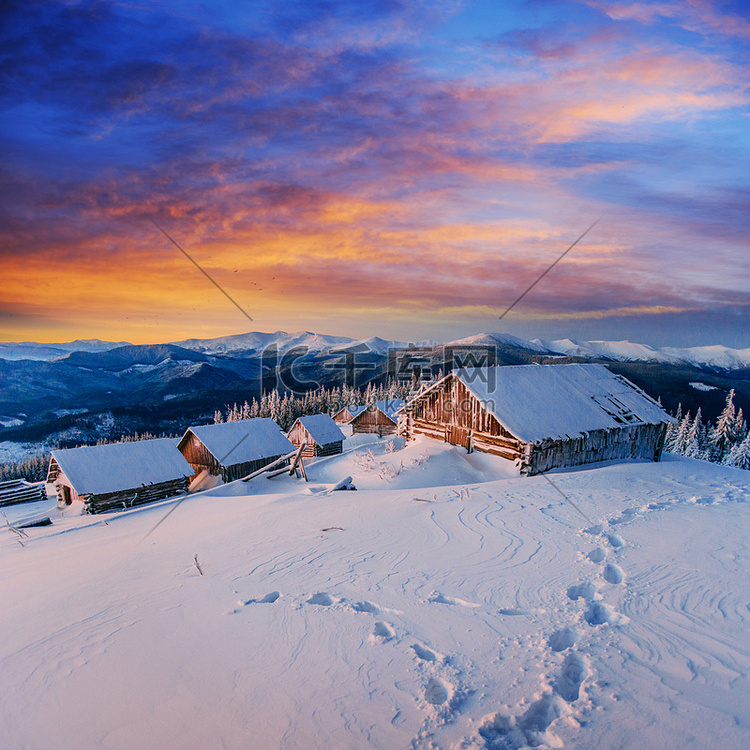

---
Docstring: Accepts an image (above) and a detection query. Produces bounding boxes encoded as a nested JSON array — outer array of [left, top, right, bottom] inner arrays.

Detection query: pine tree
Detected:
[[725, 431, 750, 470], [671, 412, 691, 455], [709, 389, 737, 462], [213, 410, 224, 424], [684, 409, 704, 459]]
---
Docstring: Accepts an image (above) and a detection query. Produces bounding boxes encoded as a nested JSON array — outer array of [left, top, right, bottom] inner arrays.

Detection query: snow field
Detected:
[[1, 439, 749, 749]]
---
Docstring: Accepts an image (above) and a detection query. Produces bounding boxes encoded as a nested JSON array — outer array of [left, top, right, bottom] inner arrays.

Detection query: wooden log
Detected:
[[241, 449, 298, 482], [288, 443, 307, 476], [298, 457, 308, 482]]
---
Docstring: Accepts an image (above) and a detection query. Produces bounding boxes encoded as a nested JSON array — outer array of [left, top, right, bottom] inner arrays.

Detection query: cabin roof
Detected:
[[50, 438, 194, 496], [182, 418, 294, 466], [294, 414, 346, 445], [352, 398, 404, 424], [334, 404, 367, 420], [453, 364, 673, 443]]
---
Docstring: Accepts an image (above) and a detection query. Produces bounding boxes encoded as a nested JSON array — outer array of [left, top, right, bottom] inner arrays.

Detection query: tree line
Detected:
[[213, 379, 411, 431], [665, 389, 750, 469]]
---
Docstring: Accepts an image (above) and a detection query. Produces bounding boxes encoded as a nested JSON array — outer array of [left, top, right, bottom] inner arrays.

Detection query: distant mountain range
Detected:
[[0, 330, 748, 450], [3, 330, 750, 369]]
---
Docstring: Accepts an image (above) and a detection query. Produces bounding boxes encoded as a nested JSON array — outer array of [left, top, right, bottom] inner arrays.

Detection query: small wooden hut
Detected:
[[333, 405, 367, 424], [351, 399, 405, 436], [46, 439, 194, 514], [0, 479, 46, 507], [287, 414, 345, 458], [399, 364, 673, 475], [178, 417, 294, 482]]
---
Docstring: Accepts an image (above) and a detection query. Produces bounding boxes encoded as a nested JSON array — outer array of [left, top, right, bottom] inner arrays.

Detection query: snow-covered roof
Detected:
[[51, 439, 194, 496], [453, 364, 673, 443], [373, 399, 405, 421], [294, 414, 346, 446], [183, 418, 294, 466]]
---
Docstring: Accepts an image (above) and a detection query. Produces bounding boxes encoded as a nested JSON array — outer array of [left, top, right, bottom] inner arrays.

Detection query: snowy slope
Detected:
[[1, 437, 748, 749]]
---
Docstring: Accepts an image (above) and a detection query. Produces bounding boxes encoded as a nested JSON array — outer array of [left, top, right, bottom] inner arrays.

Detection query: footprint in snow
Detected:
[[498, 607, 533, 616], [371, 621, 395, 641], [585, 601, 625, 626], [548, 626, 579, 652], [478, 694, 568, 749], [230, 591, 281, 612], [554, 652, 589, 703], [605, 533, 624, 548], [428, 591, 479, 608], [307, 592, 334, 606], [603, 563, 625, 585], [425, 677, 450, 706], [587, 546, 606, 563], [412, 642, 443, 663], [567, 582, 599, 601], [351, 600, 379, 614]]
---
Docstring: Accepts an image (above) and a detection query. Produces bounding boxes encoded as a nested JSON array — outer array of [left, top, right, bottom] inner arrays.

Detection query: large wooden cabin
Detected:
[[178, 418, 294, 482], [46, 439, 194, 514], [399, 364, 673, 475], [287, 414, 345, 458], [351, 399, 405, 436]]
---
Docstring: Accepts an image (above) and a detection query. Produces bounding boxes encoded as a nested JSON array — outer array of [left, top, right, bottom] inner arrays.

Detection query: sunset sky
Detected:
[[2, 0, 749, 347]]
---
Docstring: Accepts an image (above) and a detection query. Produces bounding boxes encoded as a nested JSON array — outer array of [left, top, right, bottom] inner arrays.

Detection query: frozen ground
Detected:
[[1, 435, 749, 749]]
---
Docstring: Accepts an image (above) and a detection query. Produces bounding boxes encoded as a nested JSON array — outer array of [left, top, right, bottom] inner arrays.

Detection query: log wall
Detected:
[[178, 432, 220, 476], [77, 476, 191, 514]]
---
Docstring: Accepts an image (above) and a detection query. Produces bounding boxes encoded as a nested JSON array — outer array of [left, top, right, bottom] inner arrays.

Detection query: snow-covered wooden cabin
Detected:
[[333, 405, 367, 424], [399, 364, 673, 475], [351, 399, 405, 436], [46, 439, 194, 514], [178, 418, 294, 482], [287, 414, 345, 458]]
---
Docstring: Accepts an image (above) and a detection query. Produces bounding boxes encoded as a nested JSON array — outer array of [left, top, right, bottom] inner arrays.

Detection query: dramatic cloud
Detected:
[[1, 0, 748, 346]]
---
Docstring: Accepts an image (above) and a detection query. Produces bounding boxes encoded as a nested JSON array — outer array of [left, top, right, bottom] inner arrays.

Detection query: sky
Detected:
[[1, 0, 749, 347]]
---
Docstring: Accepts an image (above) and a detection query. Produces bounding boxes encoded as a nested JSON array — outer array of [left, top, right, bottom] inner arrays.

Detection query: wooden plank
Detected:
[[241, 449, 298, 482]]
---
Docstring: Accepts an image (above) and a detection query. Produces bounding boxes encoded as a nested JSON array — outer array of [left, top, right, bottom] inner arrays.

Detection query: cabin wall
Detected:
[[80, 476, 190, 514], [179, 432, 221, 476], [403, 378, 523, 461], [288, 423, 315, 457], [222, 457, 284, 482], [523, 422, 668, 476], [333, 409, 353, 424], [352, 407, 397, 435], [50, 467, 81, 506]]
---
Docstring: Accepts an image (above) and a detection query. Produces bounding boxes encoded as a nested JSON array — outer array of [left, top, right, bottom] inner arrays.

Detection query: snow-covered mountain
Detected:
[[0, 339, 131, 361], [172, 330, 358, 355], [3, 331, 749, 370], [533, 338, 750, 370]]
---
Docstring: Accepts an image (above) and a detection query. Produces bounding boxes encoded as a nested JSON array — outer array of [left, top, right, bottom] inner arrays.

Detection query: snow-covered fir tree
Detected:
[[725, 431, 750, 471]]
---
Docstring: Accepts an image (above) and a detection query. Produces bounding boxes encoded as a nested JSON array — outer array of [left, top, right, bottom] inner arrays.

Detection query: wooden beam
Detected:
[[241, 449, 298, 482], [288, 443, 307, 476]]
